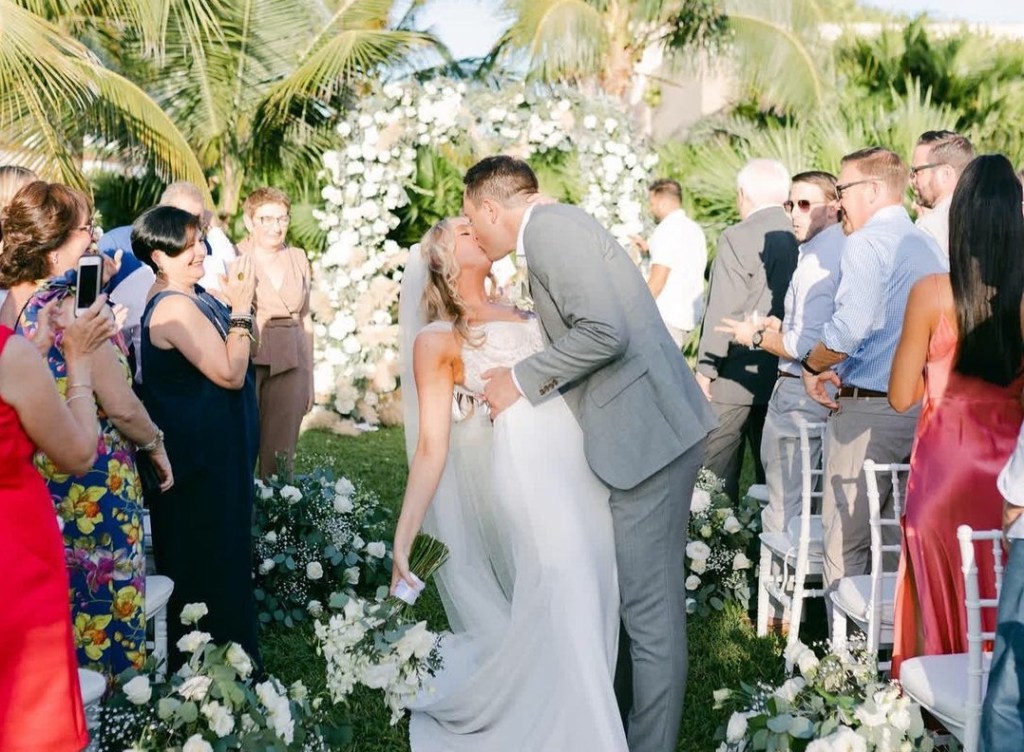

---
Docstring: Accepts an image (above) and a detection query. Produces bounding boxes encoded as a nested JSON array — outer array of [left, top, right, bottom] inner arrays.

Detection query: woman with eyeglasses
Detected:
[[0, 181, 173, 679], [889, 154, 1024, 677], [235, 187, 313, 477], [134, 205, 261, 671]]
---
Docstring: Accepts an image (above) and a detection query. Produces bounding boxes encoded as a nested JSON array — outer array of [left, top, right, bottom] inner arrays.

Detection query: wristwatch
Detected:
[[751, 329, 765, 350], [800, 349, 824, 376]]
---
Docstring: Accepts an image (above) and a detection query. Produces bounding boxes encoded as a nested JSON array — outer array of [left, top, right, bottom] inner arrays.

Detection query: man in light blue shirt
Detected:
[[800, 147, 946, 610]]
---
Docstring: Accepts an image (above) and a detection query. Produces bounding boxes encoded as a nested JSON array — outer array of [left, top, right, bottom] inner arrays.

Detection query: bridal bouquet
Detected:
[[99, 605, 341, 751], [252, 468, 393, 627], [685, 469, 761, 616], [714, 637, 936, 751], [316, 534, 449, 725]]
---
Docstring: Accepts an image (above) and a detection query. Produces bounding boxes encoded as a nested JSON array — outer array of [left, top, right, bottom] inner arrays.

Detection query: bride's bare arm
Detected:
[[391, 331, 459, 591]]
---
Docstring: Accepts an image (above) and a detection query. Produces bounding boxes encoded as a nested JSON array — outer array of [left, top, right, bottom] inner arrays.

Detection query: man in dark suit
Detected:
[[696, 158, 799, 501]]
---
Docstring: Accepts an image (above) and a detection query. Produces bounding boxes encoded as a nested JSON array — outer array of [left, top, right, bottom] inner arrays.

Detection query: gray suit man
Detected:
[[467, 156, 716, 752], [696, 159, 799, 502]]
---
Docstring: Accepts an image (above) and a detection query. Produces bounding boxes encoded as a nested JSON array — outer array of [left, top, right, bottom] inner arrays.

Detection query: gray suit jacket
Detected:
[[696, 206, 798, 405], [512, 204, 717, 491]]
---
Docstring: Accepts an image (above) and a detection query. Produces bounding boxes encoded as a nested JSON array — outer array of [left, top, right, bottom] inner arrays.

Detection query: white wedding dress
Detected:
[[408, 318, 627, 752]]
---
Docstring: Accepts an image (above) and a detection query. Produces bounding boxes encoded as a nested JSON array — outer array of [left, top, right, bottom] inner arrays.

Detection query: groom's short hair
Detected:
[[464, 155, 539, 205]]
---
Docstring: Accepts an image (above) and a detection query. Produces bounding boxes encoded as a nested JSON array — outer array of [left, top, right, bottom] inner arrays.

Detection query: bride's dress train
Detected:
[[409, 319, 627, 752]]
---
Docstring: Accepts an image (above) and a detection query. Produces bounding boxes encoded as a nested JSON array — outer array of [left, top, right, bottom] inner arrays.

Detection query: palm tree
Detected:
[[0, 0, 207, 192]]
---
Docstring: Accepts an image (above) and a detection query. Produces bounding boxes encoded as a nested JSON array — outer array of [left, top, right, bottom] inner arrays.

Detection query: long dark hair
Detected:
[[950, 154, 1024, 385]]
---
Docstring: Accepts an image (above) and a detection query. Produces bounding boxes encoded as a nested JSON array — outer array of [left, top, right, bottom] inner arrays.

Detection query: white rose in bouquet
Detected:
[[176, 631, 213, 655], [178, 675, 213, 702], [366, 541, 387, 558], [690, 558, 707, 575], [690, 488, 712, 514], [308, 600, 324, 617], [226, 642, 254, 679], [334, 494, 354, 514], [395, 621, 436, 661], [180, 602, 209, 626], [351, 534, 365, 551], [726, 712, 749, 743], [344, 566, 360, 585], [361, 659, 401, 689], [123, 675, 152, 705], [182, 735, 214, 752], [732, 553, 752, 570], [306, 561, 325, 580], [685, 575, 701, 591], [201, 700, 235, 738], [685, 541, 712, 562], [259, 558, 275, 574], [723, 516, 742, 534], [264, 530, 278, 544], [280, 485, 303, 503], [335, 478, 356, 497]]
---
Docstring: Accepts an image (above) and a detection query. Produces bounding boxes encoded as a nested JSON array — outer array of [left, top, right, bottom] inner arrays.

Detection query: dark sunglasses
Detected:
[[783, 199, 828, 213], [835, 178, 880, 200]]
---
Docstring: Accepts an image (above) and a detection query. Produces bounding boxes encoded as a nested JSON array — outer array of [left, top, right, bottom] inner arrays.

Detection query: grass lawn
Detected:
[[263, 427, 822, 751]]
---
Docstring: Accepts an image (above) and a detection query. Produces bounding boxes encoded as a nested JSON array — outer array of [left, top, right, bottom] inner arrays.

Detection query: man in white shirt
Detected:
[[980, 423, 1024, 750], [716, 171, 844, 631], [633, 179, 707, 348], [910, 130, 974, 256]]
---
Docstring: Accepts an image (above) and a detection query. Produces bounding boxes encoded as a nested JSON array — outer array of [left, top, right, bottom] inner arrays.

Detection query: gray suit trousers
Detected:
[[611, 438, 705, 752]]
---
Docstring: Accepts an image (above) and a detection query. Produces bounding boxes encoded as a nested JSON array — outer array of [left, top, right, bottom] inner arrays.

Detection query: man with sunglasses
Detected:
[[798, 147, 946, 622], [715, 171, 845, 634], [910, 130, 974, 257]]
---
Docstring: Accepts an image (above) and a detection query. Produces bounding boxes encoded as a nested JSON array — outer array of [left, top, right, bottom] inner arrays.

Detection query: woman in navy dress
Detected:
[[134, 205, 261, 670]]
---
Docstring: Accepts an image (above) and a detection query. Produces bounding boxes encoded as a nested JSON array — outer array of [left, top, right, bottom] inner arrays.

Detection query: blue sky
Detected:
[[416, 0, 1024, 60]]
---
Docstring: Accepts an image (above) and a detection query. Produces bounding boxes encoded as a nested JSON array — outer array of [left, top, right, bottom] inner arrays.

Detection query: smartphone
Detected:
[[75, 255, 103, 316]]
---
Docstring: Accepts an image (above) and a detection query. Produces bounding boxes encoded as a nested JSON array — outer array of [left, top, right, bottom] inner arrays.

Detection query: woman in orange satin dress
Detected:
[[889, 154, 1024, 677], [0, 297, 116, 751]]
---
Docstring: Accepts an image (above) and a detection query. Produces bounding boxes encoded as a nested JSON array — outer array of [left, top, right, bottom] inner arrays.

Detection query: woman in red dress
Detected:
[[889, 154, 1024, 676], [0, 297, 117, 751]]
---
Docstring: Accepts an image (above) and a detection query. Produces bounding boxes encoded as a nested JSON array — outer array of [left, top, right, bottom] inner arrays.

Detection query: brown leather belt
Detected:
[[777, 370, 799, 379], [837, 386, 887, 398]]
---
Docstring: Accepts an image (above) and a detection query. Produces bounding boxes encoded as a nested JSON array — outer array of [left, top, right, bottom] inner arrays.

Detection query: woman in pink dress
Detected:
[[889, 154, 1024, 676], [0, 297, 117, 751]]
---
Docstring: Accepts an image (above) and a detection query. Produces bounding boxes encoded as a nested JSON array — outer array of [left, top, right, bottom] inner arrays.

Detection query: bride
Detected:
[[392, 216, 628, 752]]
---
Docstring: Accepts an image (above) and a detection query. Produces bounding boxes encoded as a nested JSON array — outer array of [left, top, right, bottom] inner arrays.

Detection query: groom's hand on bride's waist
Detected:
[[482, 367, 523, 418]]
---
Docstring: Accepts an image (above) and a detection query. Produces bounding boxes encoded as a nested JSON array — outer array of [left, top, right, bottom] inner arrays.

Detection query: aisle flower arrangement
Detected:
[[714, 638, 936, 751], [252, 469, 393, 628], [685, 468, 761, 616], [309, 76, 658, 428], [99, 606, 340, 751]]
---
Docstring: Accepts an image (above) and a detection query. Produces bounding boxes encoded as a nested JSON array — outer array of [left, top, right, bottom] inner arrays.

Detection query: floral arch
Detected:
[[306, 77, 659, 431]]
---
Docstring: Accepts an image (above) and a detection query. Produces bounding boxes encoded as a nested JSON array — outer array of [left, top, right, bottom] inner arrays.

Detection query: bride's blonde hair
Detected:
[[419, 218, 493, 344]]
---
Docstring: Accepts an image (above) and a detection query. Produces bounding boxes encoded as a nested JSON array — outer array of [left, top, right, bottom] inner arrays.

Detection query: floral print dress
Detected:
[[17, 273, 146, 677]]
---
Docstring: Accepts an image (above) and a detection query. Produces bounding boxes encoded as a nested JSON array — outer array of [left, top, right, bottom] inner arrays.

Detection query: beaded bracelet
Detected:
[[138, 428, 164, 452]]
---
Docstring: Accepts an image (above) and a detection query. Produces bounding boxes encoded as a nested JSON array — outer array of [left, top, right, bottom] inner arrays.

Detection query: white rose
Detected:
[[733, 552, 752, 570], [689, 557, 707, 575], [335, 478, 356, 497], [176, 631, 212, 655], [726, 712, 748, 743], [723, 516, 742, 534], [361, 660, 400, 689], [123, 675, 152, 705], [700, 525, 713, 538], [394, 621, 435, 661], [685, 574, 701, 591], [685, 541, 711, 561], [201, 700, 235, 738], [351, 535, 365, 551], [182, 735, 213, 752], [365, 541, 387, 558], [333, 494, 354, 514], [306, 561, 324, 580], [226, 642, 254, 679], [178, 675, 213, 702], [774, 676, 806, 703], [264, 530, 278, 544], [259, 558, 275, 575], [180, 603, 208, 626], [690, 488, 712, 514], [280, 485, 302, 503], [307, 600, 324, 617], [344, 566, 360, 585]]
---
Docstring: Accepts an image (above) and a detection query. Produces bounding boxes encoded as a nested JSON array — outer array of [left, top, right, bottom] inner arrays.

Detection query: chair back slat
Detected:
[[957, 525, 1003, 752], [862, 460, 911, 656]]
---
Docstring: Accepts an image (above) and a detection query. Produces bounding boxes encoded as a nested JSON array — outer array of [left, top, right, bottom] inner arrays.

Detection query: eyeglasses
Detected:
[[909, 162, 946, 177], [256, 215, 290, 228], [783, 199, 828, 213], [835, 179, 880, 200], [77, 221, 94, 235]]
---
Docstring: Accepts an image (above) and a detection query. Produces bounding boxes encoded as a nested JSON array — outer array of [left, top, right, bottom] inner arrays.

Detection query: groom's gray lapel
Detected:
[[512, 204, 716, 491]]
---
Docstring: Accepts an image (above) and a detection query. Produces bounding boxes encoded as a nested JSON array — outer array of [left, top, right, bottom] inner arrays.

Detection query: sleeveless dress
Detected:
[[891, 300, 1024, 677], [409, 319, 628, 752], [139, 290, 261, 670], [0, 326, 89, 751], [17, 276, 146, 676]]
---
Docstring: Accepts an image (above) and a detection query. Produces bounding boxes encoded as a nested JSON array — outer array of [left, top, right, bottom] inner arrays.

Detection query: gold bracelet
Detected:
[[138, 428, 164, 452], [229, 327, 256, 343]]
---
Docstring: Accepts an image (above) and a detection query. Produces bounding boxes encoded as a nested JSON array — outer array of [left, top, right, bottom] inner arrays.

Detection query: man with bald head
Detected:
[[696, 158, 799, 501]]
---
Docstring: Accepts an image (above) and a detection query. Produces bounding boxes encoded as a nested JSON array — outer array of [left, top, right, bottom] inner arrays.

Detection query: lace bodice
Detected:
[[421, 317, 545, 396]]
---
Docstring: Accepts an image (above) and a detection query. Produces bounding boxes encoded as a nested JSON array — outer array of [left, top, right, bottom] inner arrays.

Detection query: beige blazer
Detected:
[[241, 242, 312, 377]]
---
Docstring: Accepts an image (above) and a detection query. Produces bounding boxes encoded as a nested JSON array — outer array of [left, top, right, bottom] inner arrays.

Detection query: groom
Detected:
[[467, 155, 716, 752]]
